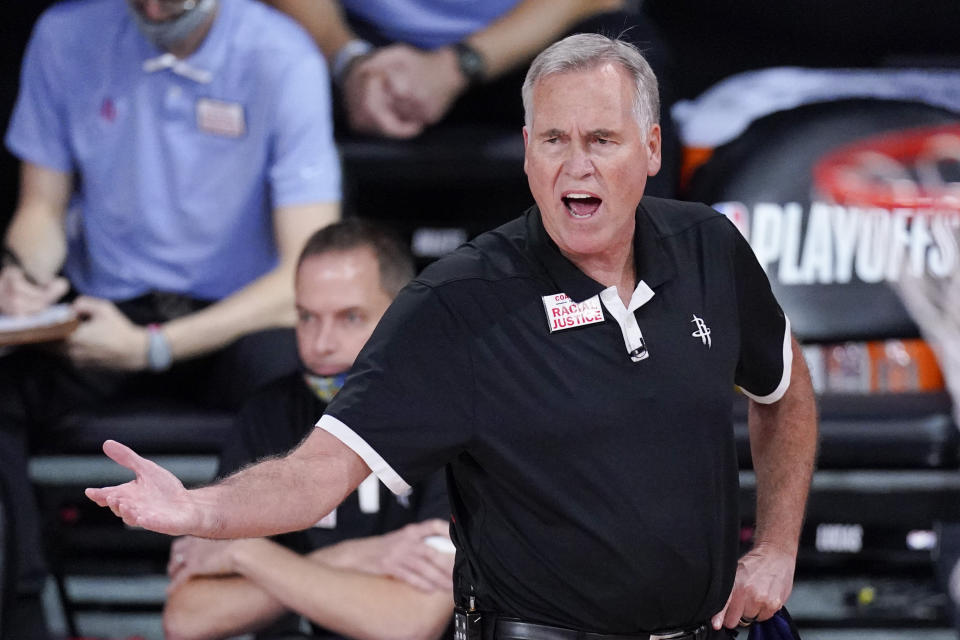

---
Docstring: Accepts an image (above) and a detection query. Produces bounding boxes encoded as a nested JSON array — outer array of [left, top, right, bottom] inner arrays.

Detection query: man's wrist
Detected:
[[750, 537, 799, 559], [451, 41, 486, 87], [227, 538, 262, 573], [146, 323, 173, 372], [310, 538, 359, 569], [332, 38, 374, 87]]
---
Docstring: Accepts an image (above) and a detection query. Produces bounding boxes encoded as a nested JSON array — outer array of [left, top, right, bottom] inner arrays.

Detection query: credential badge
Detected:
[[196, 98, 246, 137]]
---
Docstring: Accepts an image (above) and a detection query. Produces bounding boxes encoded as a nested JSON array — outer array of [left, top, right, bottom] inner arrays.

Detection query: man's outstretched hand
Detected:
[[85, 440, 207, 537]]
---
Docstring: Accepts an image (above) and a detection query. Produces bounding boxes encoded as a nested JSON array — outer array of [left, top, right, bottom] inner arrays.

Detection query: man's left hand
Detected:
[[361, 45, 468, 134], [311, 518, 454, 592], [711, 542, 796, 630], [67, 296, 149, 370], [388, 45, 468, 127], [167, 536, 243, 593]]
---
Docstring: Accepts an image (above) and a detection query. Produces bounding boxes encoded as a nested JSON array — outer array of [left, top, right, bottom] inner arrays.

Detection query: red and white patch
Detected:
[[196, 98, 245, 138], [542, 292, 605, 333]]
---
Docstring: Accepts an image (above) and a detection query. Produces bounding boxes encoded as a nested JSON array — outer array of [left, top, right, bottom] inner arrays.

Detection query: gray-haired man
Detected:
[[88, 33, 817, 640]]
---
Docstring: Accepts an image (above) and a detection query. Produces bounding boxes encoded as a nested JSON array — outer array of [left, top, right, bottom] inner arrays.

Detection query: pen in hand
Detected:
[[2, 246, 42, 286], [1, 246, 71, 316]]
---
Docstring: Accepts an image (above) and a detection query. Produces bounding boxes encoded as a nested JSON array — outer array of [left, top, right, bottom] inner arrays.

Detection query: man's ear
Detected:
[[646, 124, 662, 177], [522, 126, 530, 175]]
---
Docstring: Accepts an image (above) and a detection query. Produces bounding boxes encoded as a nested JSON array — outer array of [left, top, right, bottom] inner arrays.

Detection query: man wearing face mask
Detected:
[[163, 219, 454, 640], [0, 0, 339, 636]]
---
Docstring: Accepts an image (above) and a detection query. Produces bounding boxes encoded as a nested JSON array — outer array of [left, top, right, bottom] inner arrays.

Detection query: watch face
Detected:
[[456, 43, 485, 83]]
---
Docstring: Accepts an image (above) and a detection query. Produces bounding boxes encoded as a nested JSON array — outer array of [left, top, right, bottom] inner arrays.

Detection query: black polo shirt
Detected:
[[319, 197, 790, 634]]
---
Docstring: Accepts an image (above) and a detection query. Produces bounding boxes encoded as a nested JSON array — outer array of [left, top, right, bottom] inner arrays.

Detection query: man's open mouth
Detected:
[[562, 193, 602, 218]]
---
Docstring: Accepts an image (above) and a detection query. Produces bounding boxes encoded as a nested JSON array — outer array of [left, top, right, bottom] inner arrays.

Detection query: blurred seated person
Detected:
[[163, 219, 453, 640], [0, 0, 339, 636], [267, 0, 679, 196]]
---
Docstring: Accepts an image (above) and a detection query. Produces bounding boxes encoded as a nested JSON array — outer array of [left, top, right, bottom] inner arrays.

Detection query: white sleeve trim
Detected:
[[315, 414, 412, 495], [740, 314, 793, 405]]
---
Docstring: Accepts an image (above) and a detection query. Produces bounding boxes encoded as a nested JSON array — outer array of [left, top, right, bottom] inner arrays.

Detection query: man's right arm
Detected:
[[164, 571, 287, 640], [164, 536, 453, 640], [0, 162, 72, 314], [86, 428, 371, 539]]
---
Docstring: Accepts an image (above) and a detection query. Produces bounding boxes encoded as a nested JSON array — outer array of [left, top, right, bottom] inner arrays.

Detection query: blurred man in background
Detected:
[[163, 219, 453, 640]]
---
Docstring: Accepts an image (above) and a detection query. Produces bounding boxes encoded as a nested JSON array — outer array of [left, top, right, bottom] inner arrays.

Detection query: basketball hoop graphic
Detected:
[[813, 123, 960, 425]]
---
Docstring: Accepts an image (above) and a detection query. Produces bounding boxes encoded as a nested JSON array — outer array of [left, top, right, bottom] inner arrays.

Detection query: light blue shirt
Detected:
[[6, 0, 341, 301], [341, 0, 519, 49]]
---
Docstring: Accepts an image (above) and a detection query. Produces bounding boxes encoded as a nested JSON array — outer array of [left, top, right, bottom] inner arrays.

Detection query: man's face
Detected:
[[523, 63, 661, 263], [128, 0, 195, 23], [295, 247, 393, 376]]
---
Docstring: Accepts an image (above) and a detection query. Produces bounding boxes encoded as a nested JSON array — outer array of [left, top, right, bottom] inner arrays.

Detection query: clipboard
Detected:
[[0, 304, 79, 347]]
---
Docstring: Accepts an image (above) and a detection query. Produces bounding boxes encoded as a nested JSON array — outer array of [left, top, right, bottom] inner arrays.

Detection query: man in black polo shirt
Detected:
[[161, 220, 454, 639], [88, 33, 818, 640]]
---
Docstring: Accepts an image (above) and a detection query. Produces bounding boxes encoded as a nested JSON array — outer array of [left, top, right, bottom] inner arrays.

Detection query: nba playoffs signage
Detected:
[[681, 99, 960, 340], [714, 201, 959, 286]]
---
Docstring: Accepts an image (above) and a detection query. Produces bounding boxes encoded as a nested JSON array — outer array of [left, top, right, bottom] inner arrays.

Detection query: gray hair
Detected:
[[522, 33, 660, 134]]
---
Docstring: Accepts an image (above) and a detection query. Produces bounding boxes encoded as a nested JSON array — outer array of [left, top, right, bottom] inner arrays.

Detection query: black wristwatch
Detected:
[[453, 41, 486, 86]]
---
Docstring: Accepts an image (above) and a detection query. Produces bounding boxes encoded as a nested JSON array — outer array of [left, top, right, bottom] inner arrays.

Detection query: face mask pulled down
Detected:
[[128, 0, 217, 52], [305, 372, 348, 404]]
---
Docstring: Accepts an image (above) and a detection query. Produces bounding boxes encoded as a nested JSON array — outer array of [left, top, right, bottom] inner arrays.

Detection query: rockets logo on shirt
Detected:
[[542, 293, 605, 333]]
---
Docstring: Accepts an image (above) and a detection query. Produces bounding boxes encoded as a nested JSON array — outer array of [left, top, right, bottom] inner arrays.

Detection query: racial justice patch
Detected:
[[542, 293, 605, 333]]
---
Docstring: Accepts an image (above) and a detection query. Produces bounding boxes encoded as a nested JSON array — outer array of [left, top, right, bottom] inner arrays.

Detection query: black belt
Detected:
[[494, 618, 711, 640]]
